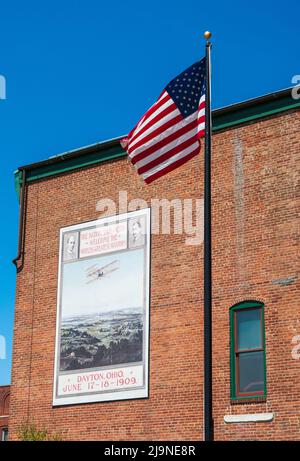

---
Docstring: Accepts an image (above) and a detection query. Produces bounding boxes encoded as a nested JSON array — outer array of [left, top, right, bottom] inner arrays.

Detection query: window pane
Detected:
[[236, 308, 262, 350], [238, 351, 264, 394], [1, 428, 8, 441]]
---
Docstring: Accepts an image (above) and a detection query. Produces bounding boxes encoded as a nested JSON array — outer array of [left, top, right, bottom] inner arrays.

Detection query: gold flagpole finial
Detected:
[[204, 31, 212, 41]]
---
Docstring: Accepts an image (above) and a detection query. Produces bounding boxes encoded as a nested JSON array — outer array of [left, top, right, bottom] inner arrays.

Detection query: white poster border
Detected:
[[52, 208, 151, 406]]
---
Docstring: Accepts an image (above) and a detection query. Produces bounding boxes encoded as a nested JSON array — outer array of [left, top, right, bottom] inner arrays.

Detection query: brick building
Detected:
[[10, 88, 300, 440], [0, 386, 10, 441]]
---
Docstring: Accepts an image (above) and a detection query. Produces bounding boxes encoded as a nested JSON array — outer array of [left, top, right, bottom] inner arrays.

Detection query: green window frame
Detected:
[[230, 300, 267, 400]]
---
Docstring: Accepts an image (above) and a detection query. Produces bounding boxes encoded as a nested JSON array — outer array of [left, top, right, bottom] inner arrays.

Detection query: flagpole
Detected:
[[203, 31, 213, 442]]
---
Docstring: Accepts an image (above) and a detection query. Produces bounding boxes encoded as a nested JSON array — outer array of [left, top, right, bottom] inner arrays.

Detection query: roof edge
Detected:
[[14, 86, 300, 196]]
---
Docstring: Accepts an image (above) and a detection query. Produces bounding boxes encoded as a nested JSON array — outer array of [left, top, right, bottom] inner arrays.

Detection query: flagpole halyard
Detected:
[[203, 30, 214, 442]]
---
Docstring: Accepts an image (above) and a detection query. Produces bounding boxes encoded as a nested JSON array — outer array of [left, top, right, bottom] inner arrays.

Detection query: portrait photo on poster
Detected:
[[63, 232, 79, 261], [128, 216, 146, 249], [53, 209, 150, 406]]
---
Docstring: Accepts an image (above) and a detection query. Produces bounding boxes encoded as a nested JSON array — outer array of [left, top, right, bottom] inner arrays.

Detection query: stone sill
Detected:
[[224, 413, 274, 424]]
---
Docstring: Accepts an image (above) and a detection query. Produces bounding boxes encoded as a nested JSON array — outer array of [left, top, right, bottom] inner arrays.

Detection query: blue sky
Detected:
[[0, 0, 299, 385]]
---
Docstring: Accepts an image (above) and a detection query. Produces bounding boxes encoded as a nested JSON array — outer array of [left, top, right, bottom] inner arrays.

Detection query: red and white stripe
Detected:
[[121, 91, 205, 184]]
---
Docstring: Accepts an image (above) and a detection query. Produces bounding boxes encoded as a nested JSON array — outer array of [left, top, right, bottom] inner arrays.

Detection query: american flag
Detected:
[[121, 57, 206, 184]]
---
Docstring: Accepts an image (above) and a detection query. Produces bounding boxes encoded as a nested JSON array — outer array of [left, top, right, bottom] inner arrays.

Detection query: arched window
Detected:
[[230, 301, 267, 399]]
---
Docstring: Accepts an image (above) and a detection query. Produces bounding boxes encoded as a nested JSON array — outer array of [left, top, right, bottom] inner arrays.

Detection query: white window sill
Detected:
[[224, 413, 274, 423]]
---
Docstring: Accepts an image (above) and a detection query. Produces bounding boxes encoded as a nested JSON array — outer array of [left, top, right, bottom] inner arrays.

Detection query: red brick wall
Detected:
[[9, 109, 300, 440], [0, 386, 10, 440]]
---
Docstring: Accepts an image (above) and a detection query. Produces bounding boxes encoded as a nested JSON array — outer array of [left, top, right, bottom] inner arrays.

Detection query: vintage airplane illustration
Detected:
[[85, 259, 120, 284]]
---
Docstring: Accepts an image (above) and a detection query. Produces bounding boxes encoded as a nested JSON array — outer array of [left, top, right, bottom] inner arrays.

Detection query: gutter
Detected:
[[17, 135, 126, 173], [14, 88, 299, 187], [213, 86, 293, 115], [12, 87, 300, 273]]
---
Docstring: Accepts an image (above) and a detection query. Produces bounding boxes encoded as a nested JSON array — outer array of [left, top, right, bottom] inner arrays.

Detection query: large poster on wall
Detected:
[[53, 209, 150, 406]]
